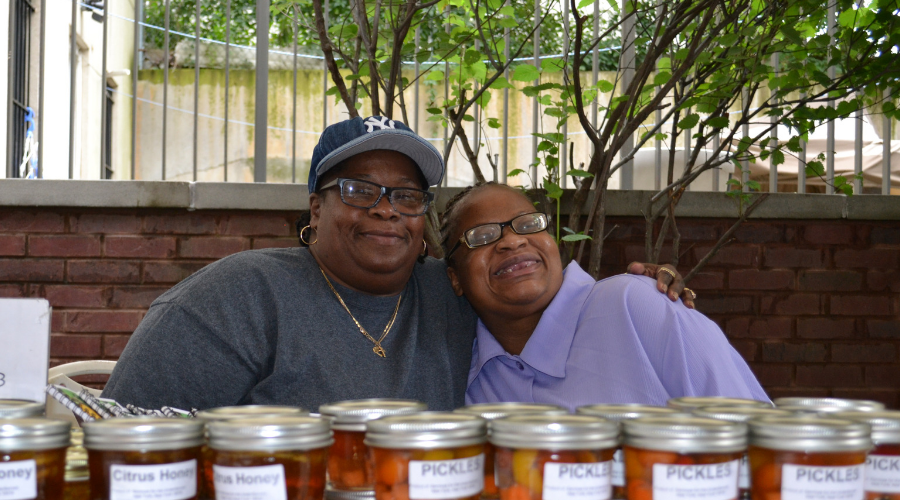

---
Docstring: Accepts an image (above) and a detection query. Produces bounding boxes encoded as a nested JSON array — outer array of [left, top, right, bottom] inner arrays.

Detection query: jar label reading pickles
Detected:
[[0, 459, 37, 500], [781, 464, 865, 500], [408, 454, 484, 500], [865, 455, 900, 494], [652, 460, 739, 500], [110, 459, 197, 500], [543, 462, 612, 500], [611, 449, 624, 488], [213, 464, 287, 500]]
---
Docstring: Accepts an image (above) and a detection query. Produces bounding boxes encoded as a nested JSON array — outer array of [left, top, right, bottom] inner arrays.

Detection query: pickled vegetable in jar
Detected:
[[84, 417, 204, 500], [0, 399, 45, 419], [667, 397, 772, 412], [490, 414, 618, 500], [576, 404, 686, 500], [455, 402, 567, 499], [747, 416, 871, 500], [205, 416, 333, 500], [773, 398, 885, 413], [320, 399, 426, 491], [365, 412, 487, 500], [833, 411, 900, 500], [0, 417, 71, 500], [623, 415, 747, 500]]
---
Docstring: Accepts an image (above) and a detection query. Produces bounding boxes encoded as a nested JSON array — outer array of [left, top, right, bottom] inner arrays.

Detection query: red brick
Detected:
[[51, 311, 65, 331], [763, 248, 824, 268], [50, 334, 102, 357], [726, 318, 792, 338], [749, 363, 793, 386], [0, 211, 65, 232], [28, 235, 101, 257], [65, 311, 143, 333], [222, 214, 293, 237], [832, 343, 898, 363], [685, 271, 724, 290], [71, 213, 141, 234], [871, 227, 900, 245], [105, 236, 176, 258], [831, 389, 899, 409], [143, 261, 208, 283], [0, 259, 65, 281], [41, 285, 110, 308], [0, 284, 25, 297], [797, 318, 857, 338], [834, 248, 900, 269], [798, 270, 863, 291], [103, 334, 132, 357], [830, 295, 892, 316], [804, 225, 854, 245], [869, 320, 900, 338], [624, 246, 675, 266], [866, 365, 900, 386], [763, 342, 827, 362], [0, 235, 26, 256], [678, 224, 719, 241], [796, 365, 864, 387], [729, 269, 794, 290], [760, 294, 820, 315], [252, 238, 298, 250], [144, 214, 218, 234], [730, 340, 758, 362], [179, 237, 249, 258], [867, 270, 900, 292], [694, 245, 759, 267], [603, 223, 642, 242], [694, 294, 754, 315], [733, 224, 785, 244], [110, 287, 169, 308], [67, 260, 141, 283]]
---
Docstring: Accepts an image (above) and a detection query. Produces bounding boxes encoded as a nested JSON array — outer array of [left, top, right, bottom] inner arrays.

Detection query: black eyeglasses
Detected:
[[318, 178, 434, 216], [446, 212, 550, 259]]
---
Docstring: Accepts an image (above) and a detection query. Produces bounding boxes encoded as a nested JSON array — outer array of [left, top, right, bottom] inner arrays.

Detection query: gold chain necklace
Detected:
[[318, 267, 401, 358]]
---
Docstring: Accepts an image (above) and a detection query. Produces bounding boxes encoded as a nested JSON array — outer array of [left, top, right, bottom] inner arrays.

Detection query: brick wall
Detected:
[[1, 207, 898, 407]]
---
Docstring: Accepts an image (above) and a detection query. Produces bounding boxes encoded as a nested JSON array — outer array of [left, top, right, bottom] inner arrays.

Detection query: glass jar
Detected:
[[205, 415, 333, 500], [64, 432, 90, 500], [833, 411, 900, 500], [83, 417, 205, 500], [0, 399, 45, 419], [455, 402, 567, 499], [490, 414, 618, 500], [667, 397, 772, 412], [365, 412, 487, 500], [0, 417, 71, 500], [773, 398, 885, 413], [326, 487, 377, 500], [623, 415, 747, 500], [320, 399, 427, 491], [576, 404, 686, 500], [748, 416, 871, 500]]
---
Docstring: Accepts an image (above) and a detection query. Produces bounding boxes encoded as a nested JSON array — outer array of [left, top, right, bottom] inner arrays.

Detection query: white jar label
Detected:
[[409, 454, 484, 500], [652, 460, 739, 500], [738, 454, 750, 490], [781, 464, 864, 500], [865, 455, 900, 493], [213, 464, 287, 500], [0, 459, 37, 500], [611, 449, 624, 488], [110, 459, 197, 500], [543, 461, 612, 500]]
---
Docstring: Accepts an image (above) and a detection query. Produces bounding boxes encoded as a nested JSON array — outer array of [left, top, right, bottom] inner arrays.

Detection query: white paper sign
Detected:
[[408, 454, 484, 500], [0, 459, 37, 500], [543, 462, 612, 500], [0, 299, 51, 403], [611, 449, 624, 488], [738, 454, 750, 490], [213, 464, 287, 500], [866, 455, 900, 493], [652, 460, 739, 500], [781, 464, 864, 500], [110, 460, 197, 500]]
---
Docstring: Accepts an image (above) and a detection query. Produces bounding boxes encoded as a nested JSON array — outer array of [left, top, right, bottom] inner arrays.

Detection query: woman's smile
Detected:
[[493, 253, 542, 278]]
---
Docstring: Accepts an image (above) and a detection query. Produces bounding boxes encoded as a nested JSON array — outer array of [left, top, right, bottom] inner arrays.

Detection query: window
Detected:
[[6, 0, 34, 178]]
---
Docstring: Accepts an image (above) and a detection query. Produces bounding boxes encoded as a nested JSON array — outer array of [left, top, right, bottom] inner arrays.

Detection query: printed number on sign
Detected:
[[0, 371, 5, 387]]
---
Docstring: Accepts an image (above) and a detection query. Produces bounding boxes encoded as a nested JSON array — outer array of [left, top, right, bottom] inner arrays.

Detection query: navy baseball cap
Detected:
[[308, 116, 444, 193]]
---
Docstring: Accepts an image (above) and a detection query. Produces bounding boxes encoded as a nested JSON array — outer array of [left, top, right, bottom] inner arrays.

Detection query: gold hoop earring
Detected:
[[300, 225, 318, 245], [421, 240, 428, 257]]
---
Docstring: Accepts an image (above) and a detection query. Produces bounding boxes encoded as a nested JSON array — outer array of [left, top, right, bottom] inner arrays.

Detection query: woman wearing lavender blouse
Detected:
[[440, 183, 769, 411]]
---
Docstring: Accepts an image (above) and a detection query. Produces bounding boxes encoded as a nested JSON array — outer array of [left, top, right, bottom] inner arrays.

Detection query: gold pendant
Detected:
[[373, 345, 386, 358]]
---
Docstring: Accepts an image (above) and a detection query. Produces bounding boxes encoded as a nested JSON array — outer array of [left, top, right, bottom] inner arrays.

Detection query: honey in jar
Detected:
[[833, 411, 900, 500], [490, 414, 618, 500], [576, 404, 686, 500], [83, 417, 204, 500], [320, 399, 426, 491], [0, 399, 45, 419], [667, 397, 772, 412], [623, 415, 747, 500], [773, 397, 885, 413], [747, 416, 871, 500], [365, 412, 487, 500], [455, 402, 567, 499], [0, 417, 71, 500], [205, 415, 333, 500]]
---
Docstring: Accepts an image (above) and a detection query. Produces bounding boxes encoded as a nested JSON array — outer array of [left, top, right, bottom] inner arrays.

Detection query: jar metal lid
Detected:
[[65, 446, 89, 482], [831, 411, 900, 445], [365, 412, 486, 449], [773, 397, 884, 412], [668, 397, 772, 412], [208, 416, 333, 451], [455, 403, 568, 421], [195, 405, 309, 423], [319, 399, 427, 431], [748, 416, 872, 452], [623, 416, 747, 453], [83, 417, 204, 451], [490, 414, 618, 450], [576, 404, 685, 422], [0, 418, 71, 451], [693, 406, 795, 423], [0, 400, 45, 419], [326, 488, 376, 500]]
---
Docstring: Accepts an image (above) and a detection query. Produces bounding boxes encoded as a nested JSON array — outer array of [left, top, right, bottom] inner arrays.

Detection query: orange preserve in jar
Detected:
[[83, 417, 204, 500], [0, 399, 45, 419], [747, 416, 872, 500], [490, 414, 618, 500], [320, 399, 427, 491], [773, 398, 885, 414], [205, 415, 333, 500], [0, 417, 71, 500], [455, 403, 567, 499], [365, 412, 487, 500], [667, 397, 772, 413], [834, 411, 900, 500], [623, 416, 747, 500]]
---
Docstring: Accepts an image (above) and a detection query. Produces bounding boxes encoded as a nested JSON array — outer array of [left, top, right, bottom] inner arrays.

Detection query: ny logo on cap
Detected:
[[364, 116, 395, 133]]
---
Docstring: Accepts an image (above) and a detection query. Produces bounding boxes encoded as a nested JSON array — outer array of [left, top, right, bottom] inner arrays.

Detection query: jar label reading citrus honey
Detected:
[[781, 464, 864, 500], [109, 459, 197, 500], [652, 460, 739, 500], [738, 454, 749, 489], [408, 454, 484, 500], [865, 455, 900, 493], [212, 464, 287, 500], [611, 449, 624, 487], [543, 462, 612, 500], [0, 459, 37, 500]]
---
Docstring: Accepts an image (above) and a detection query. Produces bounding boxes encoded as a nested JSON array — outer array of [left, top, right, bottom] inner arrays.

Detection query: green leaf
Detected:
[[838, 9, 859, 27], [544, 181, 563, 200], [656, 57, 671, 71], [541, 57, 565, 74], [562, 234, 592, 242], [426, 107, 443, 115], [507, 169, 525, 177], [534, 132, 565, 142], [498, 18, 518, 28], [707, 116, 729, 129], [464, 49, 481, 65], [462, 114, 475, 122], [512, 64, 541, 82], [499, 5, 515, 16], [354, 102, 362, 110], [426, 71, 445, 82], [577, 0, 593, 8], [477, 90, 492, 108], [567, 169, 594, 178], [489, 77, 516, 90], [677, 114, 700, 129], [325, 86, 342, 96], [487, 118, 502, 129], [653, 71, 671, 87], [596, 80, 615, 93], [771, 150, 785, 166], [544, 108, 566, 118], [806, 160, 825, 178]]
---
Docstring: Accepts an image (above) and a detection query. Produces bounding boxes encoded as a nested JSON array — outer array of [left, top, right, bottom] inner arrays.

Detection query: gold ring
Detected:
[[657, 267, 676, 280], [684, 288, 697, 300]]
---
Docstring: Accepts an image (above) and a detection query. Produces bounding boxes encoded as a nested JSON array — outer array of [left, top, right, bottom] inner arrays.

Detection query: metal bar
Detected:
[[619, 0, 634, 189], [531, 0, 539, 188], [798, 91, 806, 193], [653, 0, 662, 191], [561, 0, 569, 189], [68, 0, 76, 178], [474, 39, 481, 168], [37, 0, 46, 177], [224, 0, 230, 181], [684, 106, 690, 192], [884, 88, 892, 195], [741, 87, 749, 192], [502, 3, 509, 184], [854, 95, 863, 194], [132, 0, 140, 179], [826, 2, 835, 194], [7, 0, 16, 176], [162, 0, 170, 179], [193, 0, 200, 181], [443, 7, 449, 187], [712, 134, 720, 191], [101, 0, 109, 178], [769, 52, 778, 193], [292, 12, 298, 183], [254, 0, 269, 182], [414, 26, 420, 133], [591, 0, 598, 138], [322, 0, 328, 133]]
